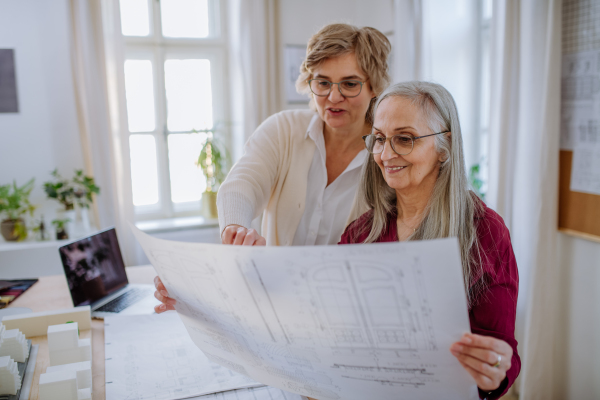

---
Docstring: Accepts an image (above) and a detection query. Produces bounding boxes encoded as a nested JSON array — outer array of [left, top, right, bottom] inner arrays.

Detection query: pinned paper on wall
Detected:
[[561, 49, 600, 195], [0, 49, 19, 113], [284, 45, 307, 104]]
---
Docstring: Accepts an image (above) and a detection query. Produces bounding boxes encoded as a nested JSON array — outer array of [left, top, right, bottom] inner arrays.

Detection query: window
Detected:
[[424, 0, 492, 199], [475, 0, 493, 198], [119, 0, 227, 219]]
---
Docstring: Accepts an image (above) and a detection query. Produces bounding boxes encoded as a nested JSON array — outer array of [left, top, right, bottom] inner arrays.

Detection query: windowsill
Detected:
[[135, 216, 219, 234], [0, 238, 71, 252]]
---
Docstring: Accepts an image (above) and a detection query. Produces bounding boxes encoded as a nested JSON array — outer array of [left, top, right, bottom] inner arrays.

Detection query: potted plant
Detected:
[[469, 164, 485, 200], [52, 218, 70, 240], [196, 131, 229, 219], [0, 179, 36, 242], [44, 169, 100, 236]]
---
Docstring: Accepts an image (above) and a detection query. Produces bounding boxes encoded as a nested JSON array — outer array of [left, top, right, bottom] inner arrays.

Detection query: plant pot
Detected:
[[56, 209, 76, 238], [201, 191, 218, 219], [1, 218, 27, 242], [56, 229, 69, 240]]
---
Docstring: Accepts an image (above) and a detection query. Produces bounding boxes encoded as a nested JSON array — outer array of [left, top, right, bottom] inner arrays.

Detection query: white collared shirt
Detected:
[[292, 116, 368, 246]]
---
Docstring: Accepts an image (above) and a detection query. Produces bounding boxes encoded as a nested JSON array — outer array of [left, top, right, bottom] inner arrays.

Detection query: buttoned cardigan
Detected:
[[217, 110, 319, 246]]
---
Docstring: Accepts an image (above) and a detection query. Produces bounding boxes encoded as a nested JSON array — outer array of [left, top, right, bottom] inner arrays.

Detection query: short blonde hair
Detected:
[[295, 23, 392, 121]]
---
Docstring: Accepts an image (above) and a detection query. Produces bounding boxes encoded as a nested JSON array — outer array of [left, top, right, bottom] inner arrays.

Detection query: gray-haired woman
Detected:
[[340, 81, 520, 399]]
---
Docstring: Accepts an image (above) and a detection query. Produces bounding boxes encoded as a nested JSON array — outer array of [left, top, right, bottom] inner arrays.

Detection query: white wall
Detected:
[[277, 0, 394, 111], [0, 0, 84, 223], [560, 235, 600, 399], [0, 0, 84, 275]]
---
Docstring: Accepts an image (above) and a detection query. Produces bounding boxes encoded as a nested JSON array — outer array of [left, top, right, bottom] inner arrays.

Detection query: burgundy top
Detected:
[[339, 202, 520, 400]]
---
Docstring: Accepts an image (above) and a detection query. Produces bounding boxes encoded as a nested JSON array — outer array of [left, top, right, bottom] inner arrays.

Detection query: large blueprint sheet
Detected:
[[132, 227, 476, 400]]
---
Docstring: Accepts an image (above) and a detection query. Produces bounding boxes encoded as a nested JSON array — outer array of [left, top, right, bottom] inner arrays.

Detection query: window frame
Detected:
[[120, 0, 229, 221]]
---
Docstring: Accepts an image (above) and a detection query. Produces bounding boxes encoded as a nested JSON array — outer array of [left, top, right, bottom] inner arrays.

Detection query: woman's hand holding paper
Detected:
[[450, 333, 513, 392], [154, 276, 176, 313]]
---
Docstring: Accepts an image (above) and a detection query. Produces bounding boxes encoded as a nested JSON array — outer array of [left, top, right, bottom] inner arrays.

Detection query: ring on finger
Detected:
[[492, 354, 501, 368]]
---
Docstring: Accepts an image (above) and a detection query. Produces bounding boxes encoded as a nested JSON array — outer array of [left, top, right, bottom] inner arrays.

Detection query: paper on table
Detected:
[[190, 386, 307, 400], [104, 313, 262, 400], [561, 49, 600, 195], [132, 226, 475, 400]]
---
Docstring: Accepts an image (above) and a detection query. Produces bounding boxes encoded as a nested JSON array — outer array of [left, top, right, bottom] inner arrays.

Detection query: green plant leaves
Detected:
[[0, 178, 36, 221], [44, 169, 100, 209]]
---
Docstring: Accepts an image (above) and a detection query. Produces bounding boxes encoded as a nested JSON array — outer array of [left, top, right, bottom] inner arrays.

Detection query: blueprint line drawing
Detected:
[[190, 385, 307, 400], [132, 225, 476, 400], [104, 313, 262, 400]]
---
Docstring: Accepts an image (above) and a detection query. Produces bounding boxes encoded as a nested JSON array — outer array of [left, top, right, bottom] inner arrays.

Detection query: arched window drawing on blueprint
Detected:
[[305, 259, 437, 352]]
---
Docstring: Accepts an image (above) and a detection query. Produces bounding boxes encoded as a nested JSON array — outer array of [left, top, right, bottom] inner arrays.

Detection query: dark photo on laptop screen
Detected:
[[59, 229, 129, 306]]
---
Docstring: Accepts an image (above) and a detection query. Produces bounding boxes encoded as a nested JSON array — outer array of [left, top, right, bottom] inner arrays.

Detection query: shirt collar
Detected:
[[305, 114, 323, 141], [346, 149, 368, 171], [305, 114, 368, 172]]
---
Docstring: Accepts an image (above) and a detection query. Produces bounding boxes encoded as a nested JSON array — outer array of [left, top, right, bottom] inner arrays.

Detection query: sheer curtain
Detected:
[[227, 0, 280, 231], [392, 0, 426, 82], [487, 0, 563, 398], [227, 0, 280, 161], [68, 0, 139, 265]]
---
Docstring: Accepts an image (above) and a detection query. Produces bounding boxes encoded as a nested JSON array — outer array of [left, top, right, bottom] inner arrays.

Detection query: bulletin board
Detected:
[[558, 0, 600, 243]]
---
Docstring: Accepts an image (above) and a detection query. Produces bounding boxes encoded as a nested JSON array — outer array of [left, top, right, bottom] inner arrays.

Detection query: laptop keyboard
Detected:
[[96, 287, 152, 313]]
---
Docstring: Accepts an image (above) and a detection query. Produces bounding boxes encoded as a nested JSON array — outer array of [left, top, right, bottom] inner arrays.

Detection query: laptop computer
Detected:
[[58, 227, 160, 319]]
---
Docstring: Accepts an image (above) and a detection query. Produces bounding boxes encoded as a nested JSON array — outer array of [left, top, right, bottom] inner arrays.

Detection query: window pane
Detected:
[[168, 133, 207, 203], [160, 0, 209, 38], [119, 0, 150, 36], [164, 59, 213, 131], [130, 135, 160, 206], [124, 60, 156, 132], [483, 0, 492, 20]]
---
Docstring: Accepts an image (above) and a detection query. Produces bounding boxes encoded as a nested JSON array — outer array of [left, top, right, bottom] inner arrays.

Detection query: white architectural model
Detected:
[[46, 361, 92, 392], [0, 356, 21, 395], [0, 323, 30, 363], [38, 369, 91, 400], [47, 323, 91, 366]]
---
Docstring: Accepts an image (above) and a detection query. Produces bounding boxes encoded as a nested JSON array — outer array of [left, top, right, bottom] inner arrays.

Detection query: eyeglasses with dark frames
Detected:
[[362, 131, 450, 156], [307, 79, 366, 98]]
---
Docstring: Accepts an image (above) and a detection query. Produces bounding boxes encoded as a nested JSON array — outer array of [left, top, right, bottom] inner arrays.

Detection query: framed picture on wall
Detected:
[[284, 45, 308, 104], [0, 49, 19, 113]]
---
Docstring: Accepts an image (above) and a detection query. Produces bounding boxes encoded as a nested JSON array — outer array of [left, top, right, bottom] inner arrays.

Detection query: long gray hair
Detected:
[[352, 81, 484, 302]]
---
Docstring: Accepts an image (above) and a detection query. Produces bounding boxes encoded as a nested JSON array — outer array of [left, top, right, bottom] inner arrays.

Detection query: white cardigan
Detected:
[[217, 110, 319, 246]]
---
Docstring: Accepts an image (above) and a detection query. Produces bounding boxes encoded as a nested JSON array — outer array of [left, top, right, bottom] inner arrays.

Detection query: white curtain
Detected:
[[68, 0, 139, 265], [487, 0, 562, 398], [227, 0, 280, 161], [392, 0, 426, 82]]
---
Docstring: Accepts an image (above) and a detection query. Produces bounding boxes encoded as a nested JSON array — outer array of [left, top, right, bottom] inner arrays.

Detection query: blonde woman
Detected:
[[340, 81, 520, 399], [217, 23, 391, 247], [154, 24, 392, 309]]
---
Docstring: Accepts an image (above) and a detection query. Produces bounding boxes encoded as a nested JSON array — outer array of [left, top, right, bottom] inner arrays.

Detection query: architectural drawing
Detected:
[[193, 385, 306, 400], [132, 226, 476, 400], [104, 313, 262, 400]]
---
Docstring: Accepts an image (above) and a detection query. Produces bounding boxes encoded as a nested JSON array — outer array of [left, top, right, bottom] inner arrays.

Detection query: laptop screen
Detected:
[[58, 228, 129, 307]]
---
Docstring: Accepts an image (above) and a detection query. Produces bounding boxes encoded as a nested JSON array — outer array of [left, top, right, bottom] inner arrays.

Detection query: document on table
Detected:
[[561, 49, 600, 195], [191, 386, 307, 400], [104, 313, 263, 400], [132, 226, 476, 400]]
